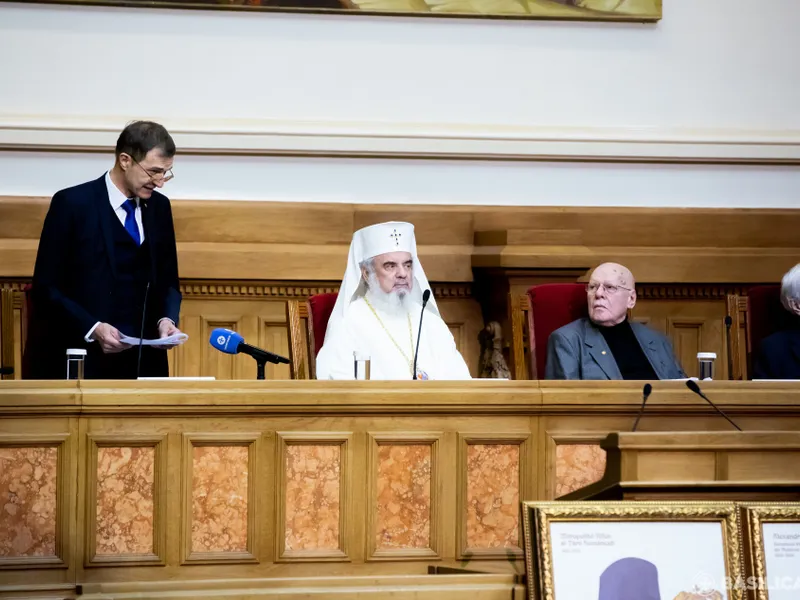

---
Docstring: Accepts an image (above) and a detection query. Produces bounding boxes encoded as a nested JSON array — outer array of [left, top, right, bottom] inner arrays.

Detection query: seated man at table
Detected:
[[545, 262, 685, 380], [316, 221, 471, 380], [753, 263, 800, 379]]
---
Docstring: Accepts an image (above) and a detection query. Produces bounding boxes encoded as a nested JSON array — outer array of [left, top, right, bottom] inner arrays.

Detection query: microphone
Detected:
[[724, 315, 734, 379], [685, 379, 742, 431], [631, 383, 653, 432], [209, 328, 289, 380], [136, 282, 150, 380], [412, 289, 431, 380]]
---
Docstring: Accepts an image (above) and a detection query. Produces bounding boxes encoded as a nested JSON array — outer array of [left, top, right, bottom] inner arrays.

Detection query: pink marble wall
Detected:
[[96, 447, 154, 555], [465, 444, 520, 549], [375, 444, 431, 550], [285, 444, 340, 551], [192, 445, 249, 553], [0, 447, 57, 557], [555, 444, 606, 497]]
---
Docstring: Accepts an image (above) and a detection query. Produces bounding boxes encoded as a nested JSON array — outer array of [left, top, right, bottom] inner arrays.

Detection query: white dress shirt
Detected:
[[105, 170, 145, 242]]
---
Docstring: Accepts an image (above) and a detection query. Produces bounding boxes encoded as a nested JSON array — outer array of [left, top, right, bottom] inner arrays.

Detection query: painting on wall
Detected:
[[4, 0, 662, 21]]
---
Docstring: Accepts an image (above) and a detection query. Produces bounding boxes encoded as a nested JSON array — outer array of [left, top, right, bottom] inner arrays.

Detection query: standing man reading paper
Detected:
[[316, 221, 471, 380], [30, 121, 182, 379]]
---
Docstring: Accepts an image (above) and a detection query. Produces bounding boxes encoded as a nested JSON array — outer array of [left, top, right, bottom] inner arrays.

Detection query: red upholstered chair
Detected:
[[308, 293, 339, 361], [286, 292, 338, 380], [526, 283, 589, 379]]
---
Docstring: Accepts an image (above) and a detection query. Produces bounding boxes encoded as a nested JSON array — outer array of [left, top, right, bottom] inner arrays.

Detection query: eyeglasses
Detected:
[[586, 283, 633, 295], [130, 157, 174, 183]]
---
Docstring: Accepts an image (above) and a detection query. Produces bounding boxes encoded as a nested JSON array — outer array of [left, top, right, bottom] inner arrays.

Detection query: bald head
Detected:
[[587, 262, 637, 327]]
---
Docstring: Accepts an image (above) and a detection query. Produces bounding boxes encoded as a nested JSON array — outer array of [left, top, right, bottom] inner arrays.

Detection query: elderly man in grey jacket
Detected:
[[546, 262, 685, 380]]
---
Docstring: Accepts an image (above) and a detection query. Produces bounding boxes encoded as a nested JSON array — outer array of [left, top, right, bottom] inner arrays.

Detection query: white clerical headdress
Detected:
[[325, 221, 439, 339]]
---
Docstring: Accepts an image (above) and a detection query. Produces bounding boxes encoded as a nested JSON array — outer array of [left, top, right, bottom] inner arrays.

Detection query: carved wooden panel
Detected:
[[181, 434, 259, 564], [367, 433, 441, 561], [457, 434, 529, 559], [275, 433, 351, 562], [633, 299, 727, 379], [86, 436, 166, 566]]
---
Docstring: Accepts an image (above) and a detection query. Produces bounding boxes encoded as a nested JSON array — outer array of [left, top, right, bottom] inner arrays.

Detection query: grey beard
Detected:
[[365, 274, 410, 317]]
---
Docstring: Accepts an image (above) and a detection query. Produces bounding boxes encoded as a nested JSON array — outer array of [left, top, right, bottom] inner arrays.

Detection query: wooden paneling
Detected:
[[632, 298, 728, 379], [2, 199, 798, 282], [0, 380, 799, 596]]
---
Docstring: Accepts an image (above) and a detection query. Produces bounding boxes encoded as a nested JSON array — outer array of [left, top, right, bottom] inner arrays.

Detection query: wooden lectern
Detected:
[[559, 432, 800, 501]]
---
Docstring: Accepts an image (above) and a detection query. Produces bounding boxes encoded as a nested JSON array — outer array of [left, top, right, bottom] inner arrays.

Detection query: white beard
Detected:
[[365, 273, 410, 318]]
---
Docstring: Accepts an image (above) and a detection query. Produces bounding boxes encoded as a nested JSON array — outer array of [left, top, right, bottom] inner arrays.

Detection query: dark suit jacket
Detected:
[[545, 317, 685, 380], [753, 320, 800, 380], [30, 175, 181, 378]]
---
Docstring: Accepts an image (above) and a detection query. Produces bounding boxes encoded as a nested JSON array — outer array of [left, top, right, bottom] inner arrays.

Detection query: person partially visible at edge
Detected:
[[753, 263, 800, 380], [30, 121, 182, 379], [545, 262, 685, 380]]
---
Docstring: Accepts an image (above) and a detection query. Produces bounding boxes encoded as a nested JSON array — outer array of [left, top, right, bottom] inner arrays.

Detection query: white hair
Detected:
[[781, 263, 800, 311]]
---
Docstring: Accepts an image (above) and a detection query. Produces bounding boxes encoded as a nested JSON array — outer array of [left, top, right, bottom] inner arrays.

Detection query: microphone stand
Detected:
[[412, 290, 431, 380], [136, 282, 150, 379]]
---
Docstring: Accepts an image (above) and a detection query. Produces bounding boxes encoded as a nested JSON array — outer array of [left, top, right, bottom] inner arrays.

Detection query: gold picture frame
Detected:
[[0, 0, 662, 22], [740, 503, 800, 600], [522, 501, 745, 600]]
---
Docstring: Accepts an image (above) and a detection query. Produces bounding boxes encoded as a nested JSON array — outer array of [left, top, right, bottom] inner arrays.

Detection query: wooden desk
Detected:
[[1, 380, 799, 599]]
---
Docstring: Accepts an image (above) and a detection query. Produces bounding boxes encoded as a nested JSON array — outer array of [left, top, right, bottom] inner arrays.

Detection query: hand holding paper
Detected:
[[119, 332, 188, 348]]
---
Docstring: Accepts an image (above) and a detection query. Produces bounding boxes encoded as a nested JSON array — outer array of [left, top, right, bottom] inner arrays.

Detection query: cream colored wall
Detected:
[[0, 0, 799, 206]]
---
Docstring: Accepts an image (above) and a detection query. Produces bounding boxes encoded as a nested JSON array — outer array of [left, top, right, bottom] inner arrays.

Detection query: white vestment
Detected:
[[316, 296, 471, 380]]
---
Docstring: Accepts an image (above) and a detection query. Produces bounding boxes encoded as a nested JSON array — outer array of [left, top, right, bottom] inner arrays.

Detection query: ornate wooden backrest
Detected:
[[0, 288, 15, 379], [725, 293, 748, 380], [285, 300, 310, 380], [508, 293, 531, 380]]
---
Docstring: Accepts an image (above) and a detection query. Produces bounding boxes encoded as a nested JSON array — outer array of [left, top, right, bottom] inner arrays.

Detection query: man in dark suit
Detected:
[[753, 263, 800, 380], [545, 262, 685, 380], [30, 121, 182, 379]]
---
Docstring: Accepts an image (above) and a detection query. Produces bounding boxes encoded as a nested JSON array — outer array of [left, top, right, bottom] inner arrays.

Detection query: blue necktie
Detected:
[[122, 198, 141, 246]]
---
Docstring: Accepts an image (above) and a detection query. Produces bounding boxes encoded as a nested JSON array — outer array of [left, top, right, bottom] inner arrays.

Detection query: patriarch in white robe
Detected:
[[316, 221, 471, 380]]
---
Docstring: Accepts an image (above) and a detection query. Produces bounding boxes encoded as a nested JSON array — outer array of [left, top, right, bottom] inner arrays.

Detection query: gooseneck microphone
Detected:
[[632, 383, 653, 432], [685, 379, 742, 431], [412, 289, 431, 380], [136, 282, 150, 380], [724, 315, 734, 379], [209, 328, 290, 380]]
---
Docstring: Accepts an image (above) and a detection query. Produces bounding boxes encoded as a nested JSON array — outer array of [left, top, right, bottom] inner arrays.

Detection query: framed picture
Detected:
[[741, 503, 800, 600], [1, 0, 662, 22], [522, 501, 745, 600]]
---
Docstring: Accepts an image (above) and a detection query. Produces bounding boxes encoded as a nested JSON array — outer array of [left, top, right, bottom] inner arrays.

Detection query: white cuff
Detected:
[[157, 318, 175, 327], [85, 321, 101, 343]]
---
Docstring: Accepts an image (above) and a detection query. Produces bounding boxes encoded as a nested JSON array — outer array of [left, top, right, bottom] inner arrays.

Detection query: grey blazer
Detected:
[[545, 318, 685, 380]]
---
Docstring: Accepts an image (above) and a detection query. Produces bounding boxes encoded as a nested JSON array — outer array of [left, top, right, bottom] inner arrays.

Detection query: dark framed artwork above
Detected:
[[3, 0, 662, 21]]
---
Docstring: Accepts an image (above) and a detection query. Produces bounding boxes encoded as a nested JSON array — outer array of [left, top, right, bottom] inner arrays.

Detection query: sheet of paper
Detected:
[[120, 332, 189, 347]]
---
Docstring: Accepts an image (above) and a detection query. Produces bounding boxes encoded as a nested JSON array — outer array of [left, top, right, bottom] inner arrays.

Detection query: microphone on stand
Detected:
[[724, 315, 734, 379], [632, 383, 653, 432], [136, 282, 150, 380], [685, 379, 742, 431], [209, 328, 289, 380], [412, 289, 431, 380]]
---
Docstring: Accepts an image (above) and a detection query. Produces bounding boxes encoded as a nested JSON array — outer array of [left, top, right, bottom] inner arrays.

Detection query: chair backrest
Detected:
[[285, 293, 338, 380], [0, 288, 15, 380], [747, 285, 789, 355], [726, 285, 789, 380], [285, 299, 310, 380], [526, 283, 589, 379], [308, 293, 339, 358]]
